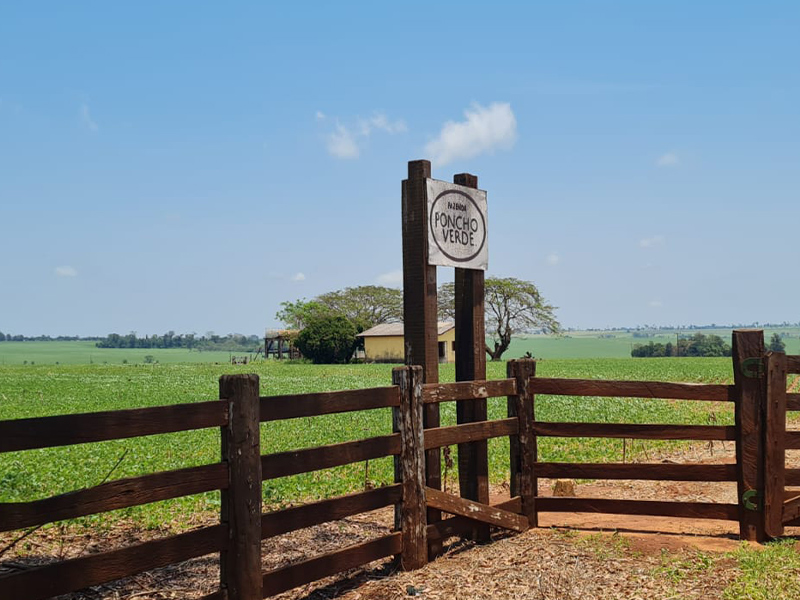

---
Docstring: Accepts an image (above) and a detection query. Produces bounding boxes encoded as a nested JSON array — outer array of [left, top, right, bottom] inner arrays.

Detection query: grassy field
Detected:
[[2, 326, 798, 365], [508, 327, 800, 359], [0, 358, 738, 529]]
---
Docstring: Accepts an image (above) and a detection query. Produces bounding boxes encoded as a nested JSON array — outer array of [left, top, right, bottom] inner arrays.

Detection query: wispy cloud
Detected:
[[546, 252, 560, 266], [639, 235, 665, 248], [290, 272, 306, 282], [80, 103, 98, 132], [327, 124, 360, 159], [656, 152, 679, 167], [376, 269, 403, 287], [321, 111, 406, 159], [425, 102, 517, 166], [55, 266, 78, 277]]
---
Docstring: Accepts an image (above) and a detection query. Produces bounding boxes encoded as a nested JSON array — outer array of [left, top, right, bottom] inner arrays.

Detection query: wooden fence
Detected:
[[0, 333, 793, 599]]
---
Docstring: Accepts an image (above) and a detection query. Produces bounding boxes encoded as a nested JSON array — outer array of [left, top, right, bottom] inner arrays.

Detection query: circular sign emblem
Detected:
[[429, 189, 487, 263]]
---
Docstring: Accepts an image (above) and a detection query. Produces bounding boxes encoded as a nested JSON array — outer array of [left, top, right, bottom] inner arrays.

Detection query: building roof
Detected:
[[357, 322, 454, 337]]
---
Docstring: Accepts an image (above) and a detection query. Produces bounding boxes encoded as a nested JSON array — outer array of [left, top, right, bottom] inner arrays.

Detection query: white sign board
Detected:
[[426, 178, 488, 270]]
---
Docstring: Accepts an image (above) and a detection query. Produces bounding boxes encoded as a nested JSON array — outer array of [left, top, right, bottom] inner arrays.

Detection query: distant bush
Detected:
[[294, 316, 358, 364], [632, 334, 731, 358]]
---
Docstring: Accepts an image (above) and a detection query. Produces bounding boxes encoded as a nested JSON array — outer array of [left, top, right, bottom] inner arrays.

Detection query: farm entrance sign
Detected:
[[426, 178, 488, 270]]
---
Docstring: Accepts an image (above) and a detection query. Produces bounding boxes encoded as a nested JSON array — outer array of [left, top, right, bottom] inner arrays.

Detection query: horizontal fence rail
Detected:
[[536, 462, 738, 481], [260, 386, 400, 421], [530, 377, 734, 402], [0, 400, 229, 452], [533, 422, 736, 441], [422, 379, 516, 403], [0, 462, 228, 532]]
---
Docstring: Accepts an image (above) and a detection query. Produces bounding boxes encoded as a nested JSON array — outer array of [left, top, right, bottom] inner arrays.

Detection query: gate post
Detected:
[[732, 329, 767, 542], [508, 359, 537, 527], [454, 172, 490, 541], [765, 351, 787, 538], [220, 374, 263, 600], [393, 366, 428, 570], [401, 159, 442, 558]]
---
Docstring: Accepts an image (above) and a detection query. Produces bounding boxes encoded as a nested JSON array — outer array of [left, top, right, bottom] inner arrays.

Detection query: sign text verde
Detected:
[[426, 178, 488, 270]]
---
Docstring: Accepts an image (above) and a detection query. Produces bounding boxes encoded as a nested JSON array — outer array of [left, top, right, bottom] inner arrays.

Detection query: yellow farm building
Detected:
[[357, 322, 456, 363]]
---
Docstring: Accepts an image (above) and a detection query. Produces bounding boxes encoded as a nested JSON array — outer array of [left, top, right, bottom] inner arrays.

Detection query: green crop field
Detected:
[[0, 358, 743, 531]]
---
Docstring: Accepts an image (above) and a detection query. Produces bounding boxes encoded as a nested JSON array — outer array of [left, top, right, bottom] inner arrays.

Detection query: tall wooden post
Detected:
[[393, 366, 428, 570], [732, 329, 767, 542], [508, 359, 537, 527], [764, 351, 787, 538], [219, 374, 263, 600], [453, 172, 489, 540], [401, 159, 441, 556]]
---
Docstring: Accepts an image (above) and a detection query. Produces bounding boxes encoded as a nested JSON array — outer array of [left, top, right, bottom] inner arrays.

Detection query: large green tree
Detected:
[[768, 332, 786, 353], [294, 316, 358, 364], [439, 277, 560, 361], [276, 285, 403, 331]]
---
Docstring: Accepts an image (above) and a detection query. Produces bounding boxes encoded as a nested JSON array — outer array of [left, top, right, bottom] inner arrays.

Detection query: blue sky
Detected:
[[1, 2, 798, 337]]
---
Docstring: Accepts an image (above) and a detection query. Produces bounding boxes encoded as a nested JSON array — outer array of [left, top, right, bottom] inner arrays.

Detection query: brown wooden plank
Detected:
[[261, 434, 400, 479], [199, 592, 224, 600], [401, 160, 441, 559], [0, 400, 228, 453], [787, 393, 800, 411], [423, 418, 518, 450], [260, 386, 400, 421], [530, 377, 733, 401], [732, 329, 767, 542], [261, 533, 402, 597], [536, 462, 738, 481], [393, 366, 427, 570], [425, 487, 528, 533], [783, 494, 800, 524], [508, 359, 538, 527], [786, 355, 800, 374], [787, 469, 800, 486], [0, 525, 225, 600], [453, 173, 488, 539], [534, 422, 736, 441], [427, 497, 522, 542], [537, 497, 738, 520], [220, 374, 262, 600], [422, 380, 516, 403], [765, 352, 787, 538], [786, 432, 800, 450], [0, 463, 228, 533], [261, 485, 402, 539]]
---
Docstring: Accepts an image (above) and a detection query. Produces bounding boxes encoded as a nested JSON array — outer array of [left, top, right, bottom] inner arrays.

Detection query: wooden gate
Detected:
[[764, 352, 800, 537]]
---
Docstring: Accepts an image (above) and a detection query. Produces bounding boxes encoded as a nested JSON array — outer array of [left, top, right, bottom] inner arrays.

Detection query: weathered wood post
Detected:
[[401, 159, 442, 556], [220, 374, 263, 600], [453, 172, 490, 541], [507, 359, 537, 527], [393, 366, 428, 569], [732, 329, 767, 542], [764, 351, 787, 538]]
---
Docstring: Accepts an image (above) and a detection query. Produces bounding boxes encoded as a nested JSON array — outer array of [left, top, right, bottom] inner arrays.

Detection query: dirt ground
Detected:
[[2, 442, 800, 600]]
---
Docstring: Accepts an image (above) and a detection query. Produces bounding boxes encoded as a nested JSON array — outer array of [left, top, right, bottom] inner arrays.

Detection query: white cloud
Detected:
[[656, 152, 679, 167], [546, 252, 560, 266], [639, 235, 665, 248], [649, 300, 663, 308], [376, 269, 403, 287], [425, 102, 517, 166], [322, 111, 406, 159], [358, 113, 407, 135], [80, 103, 98, 132], [290, 272, 306, 282], [55, 266, 78, 277], [327, 124, 360, 159]]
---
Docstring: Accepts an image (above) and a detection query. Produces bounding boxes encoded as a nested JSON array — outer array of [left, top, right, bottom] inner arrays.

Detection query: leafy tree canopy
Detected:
[[276, 285, 403, 331], [439, 276, 560, 361], [768, 332, 786, 353], [294, 316, 358, 364]]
